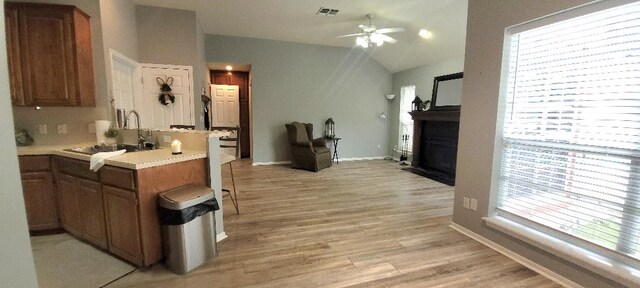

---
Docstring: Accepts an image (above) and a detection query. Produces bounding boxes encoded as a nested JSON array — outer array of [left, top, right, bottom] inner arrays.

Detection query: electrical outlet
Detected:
[[463, 197, 470, 209], [38, 124, 47, 135], [88, 123, 96, 134], [377, 144, 381, 149], [470, 198, 478, 211], [163, 135, 171, 143], [57, 124, 67, 135]]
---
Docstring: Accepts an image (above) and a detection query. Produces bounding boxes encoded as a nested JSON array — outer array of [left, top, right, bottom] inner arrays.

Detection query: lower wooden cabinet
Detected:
[[21, 155, 206, 267], [55, 171, 108, 249], [77, 178, 107, 249], [56, 173, 82, 236], [103, 185, 142, 265], [21, 172, 58, 230]]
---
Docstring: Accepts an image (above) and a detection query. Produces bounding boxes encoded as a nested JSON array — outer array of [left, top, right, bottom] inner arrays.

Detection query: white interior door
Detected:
[[141, 64, 194, 129], [211, 84, 239, 127], [110, 51, 139, 113]]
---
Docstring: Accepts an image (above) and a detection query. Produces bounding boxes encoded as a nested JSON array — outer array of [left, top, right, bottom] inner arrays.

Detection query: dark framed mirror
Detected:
[[430, 72, 463, 111]]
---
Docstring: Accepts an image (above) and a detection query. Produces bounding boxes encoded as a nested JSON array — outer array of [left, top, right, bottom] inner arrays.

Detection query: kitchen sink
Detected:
[[64, 144, 150, 155]]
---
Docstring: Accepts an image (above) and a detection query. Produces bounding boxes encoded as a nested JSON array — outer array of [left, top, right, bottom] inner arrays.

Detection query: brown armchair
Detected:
[[285, 122, 332, 172]]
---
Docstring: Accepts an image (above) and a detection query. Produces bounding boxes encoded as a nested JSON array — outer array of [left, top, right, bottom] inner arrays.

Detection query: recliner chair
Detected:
[[285, 122, 332, 172]]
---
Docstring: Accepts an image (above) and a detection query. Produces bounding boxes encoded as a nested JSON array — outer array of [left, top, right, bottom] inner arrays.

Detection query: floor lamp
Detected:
[[383, 94, 395, 160]]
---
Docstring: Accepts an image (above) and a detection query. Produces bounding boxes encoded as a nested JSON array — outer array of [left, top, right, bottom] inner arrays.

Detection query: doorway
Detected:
[[141, 64, 194, 129], [110, 50, 140, 115], [210, 70, 251, 158], [111, 53, 195, 130]]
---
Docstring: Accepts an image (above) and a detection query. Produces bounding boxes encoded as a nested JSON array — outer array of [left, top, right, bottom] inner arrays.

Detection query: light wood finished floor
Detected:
[[108, 159, 561, 288]]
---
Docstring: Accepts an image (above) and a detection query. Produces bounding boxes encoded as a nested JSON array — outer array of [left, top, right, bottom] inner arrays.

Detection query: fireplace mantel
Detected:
[[409, 110, 460, 122], [408, 110, 461, 185]]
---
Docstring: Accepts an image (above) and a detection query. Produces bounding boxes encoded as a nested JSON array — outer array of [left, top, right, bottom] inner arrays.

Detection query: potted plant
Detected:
[[104, 128, 119, 145]]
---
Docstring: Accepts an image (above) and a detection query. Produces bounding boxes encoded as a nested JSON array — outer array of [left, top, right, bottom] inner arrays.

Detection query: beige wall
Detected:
[[195, 16, 210, 128], [100, 0, 138, 61], [100, 0, 139, 125], [136, 5, 208, 130], [0, 1, 38, 286], [454, 1, 625, 287]]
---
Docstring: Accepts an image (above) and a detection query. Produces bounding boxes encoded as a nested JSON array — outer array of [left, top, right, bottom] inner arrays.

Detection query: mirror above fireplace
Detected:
[[430, 72, 463, 111]]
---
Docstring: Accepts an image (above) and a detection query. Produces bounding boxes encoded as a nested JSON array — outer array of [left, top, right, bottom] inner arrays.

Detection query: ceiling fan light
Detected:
[[356, 36, 369, 48], [370, 33, 384, 46], [419, 29, 432, 39]]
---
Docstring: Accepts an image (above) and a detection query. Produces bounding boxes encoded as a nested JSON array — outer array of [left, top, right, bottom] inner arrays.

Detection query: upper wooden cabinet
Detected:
[[5, 2, 95, 107]]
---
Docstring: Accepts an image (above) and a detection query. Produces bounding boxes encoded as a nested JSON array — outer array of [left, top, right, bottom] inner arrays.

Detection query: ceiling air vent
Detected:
[[316, 7, 339, 16]]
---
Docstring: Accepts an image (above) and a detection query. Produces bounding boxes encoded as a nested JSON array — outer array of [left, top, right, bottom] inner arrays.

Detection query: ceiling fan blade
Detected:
[[380, 34, 398, 44], [337, 33, 362, 38], [376, 27, 405, 34]]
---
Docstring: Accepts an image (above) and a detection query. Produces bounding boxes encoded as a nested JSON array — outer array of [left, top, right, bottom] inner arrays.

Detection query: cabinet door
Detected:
[[77, 179, 107, 249], [104, 186, 142, 265], [5, 5, 24, 105], [21, 172, 58, 230], [18, 7, 77, 106], [56, 173, 82, 236]]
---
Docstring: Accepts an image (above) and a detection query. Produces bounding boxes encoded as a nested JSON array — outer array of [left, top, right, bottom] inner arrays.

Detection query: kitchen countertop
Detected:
[[17, 144, 210, 170]]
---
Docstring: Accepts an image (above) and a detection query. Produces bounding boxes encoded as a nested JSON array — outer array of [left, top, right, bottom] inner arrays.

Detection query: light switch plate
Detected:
[[463, 197, 470, 209], [163, 135, 171, 143], [38, 124, 47, 135], [88, 123, 96, 134], [470, 198, 478, 211]]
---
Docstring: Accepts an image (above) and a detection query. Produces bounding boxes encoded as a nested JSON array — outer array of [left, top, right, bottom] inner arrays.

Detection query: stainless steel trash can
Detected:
[[158, 185, 219, 274]]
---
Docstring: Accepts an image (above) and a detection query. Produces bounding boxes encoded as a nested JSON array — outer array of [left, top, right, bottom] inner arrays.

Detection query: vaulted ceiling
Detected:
[[131, 0, 468, 73]]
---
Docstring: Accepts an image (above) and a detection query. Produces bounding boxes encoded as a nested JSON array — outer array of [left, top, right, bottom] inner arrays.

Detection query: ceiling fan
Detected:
[[338, 14, 405, 48]]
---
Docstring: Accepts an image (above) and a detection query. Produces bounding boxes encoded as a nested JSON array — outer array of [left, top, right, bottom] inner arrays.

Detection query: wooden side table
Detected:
[[326, 137, 341, 164]]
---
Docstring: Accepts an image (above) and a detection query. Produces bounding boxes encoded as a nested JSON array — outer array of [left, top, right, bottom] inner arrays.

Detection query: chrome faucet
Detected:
[[125, 110, 144, 149]]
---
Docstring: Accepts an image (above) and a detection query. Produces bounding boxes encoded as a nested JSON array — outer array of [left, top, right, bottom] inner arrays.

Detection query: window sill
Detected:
[[483, 216, 640, 288]]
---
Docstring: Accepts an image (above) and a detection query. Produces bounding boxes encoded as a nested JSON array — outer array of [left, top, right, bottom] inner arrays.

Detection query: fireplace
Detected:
[[408, 110, 460, 185]]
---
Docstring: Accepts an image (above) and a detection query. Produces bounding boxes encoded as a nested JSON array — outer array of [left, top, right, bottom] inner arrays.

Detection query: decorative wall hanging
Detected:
[[157, 77, 175, 105]]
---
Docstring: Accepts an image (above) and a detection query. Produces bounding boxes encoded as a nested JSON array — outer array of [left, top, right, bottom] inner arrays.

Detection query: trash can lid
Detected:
[[159, 185, 214, 210]]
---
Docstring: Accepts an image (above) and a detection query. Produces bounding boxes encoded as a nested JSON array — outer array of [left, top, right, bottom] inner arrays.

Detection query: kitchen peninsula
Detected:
[[17, 129, 225, 266]]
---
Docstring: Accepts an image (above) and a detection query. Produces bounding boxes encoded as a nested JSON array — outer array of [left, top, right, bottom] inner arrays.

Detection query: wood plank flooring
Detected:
[[107, 160, 561, 288]]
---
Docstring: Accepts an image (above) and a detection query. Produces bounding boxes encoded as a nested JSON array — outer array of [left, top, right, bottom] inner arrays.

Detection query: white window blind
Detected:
[[497, 1, 640, 261], [399, 85, 416, 152]]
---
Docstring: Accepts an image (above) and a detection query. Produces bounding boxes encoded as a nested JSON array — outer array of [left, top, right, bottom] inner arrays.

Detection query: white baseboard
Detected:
[[252, 157, 392, 166], [216, 232, 227, 242], [449, 223, 584, 288], [338, 156, 386, 161], [252, 161, 291, 166]]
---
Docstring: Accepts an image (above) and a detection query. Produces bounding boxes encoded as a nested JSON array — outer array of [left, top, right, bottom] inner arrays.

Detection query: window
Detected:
[[399, 85, 416, 152], [496, 1, 640, 261]]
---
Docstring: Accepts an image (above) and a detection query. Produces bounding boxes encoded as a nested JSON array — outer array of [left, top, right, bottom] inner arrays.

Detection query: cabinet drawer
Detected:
[[54, 156, 99, 181], [100, 166, 136, 191], [19, 155, 51, 172]]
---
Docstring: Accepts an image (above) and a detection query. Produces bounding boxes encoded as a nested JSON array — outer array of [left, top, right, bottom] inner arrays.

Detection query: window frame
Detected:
[[399, 84, 416, 153], [488, 0, 640, 285]]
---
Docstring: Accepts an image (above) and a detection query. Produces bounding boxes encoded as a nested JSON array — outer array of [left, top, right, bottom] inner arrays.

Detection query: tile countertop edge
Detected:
[[17, 145, 207, 170]]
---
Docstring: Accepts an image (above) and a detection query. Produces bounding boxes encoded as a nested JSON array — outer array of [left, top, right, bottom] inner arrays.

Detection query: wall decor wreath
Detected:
[[157, 77, 175, 105]]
